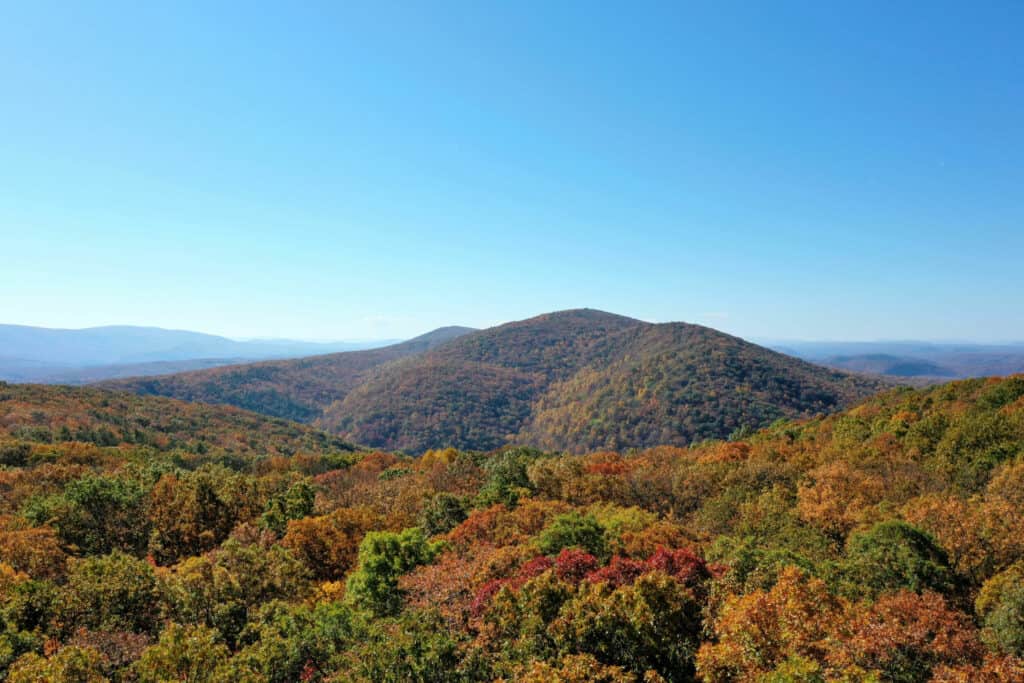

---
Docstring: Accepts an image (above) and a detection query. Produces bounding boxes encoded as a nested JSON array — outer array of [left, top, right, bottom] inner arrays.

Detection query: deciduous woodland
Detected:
[[2, 376, 1024, 681], [105, 310, 888, 454]]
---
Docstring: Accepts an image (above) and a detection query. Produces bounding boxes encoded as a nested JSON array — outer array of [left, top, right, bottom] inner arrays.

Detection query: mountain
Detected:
[[107, 309, 889, 453], [101, 326, 477, 422], [0, 324, 398, 383], [819, 353, 957, 378], [771, 340, 1024, 380], [318, 310, 891, 453], [0, 381, 356, 458]]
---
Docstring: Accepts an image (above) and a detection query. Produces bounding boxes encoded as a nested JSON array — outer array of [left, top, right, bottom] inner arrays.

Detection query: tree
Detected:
[[418, 493, 467, 537], [828, 591, 984, 682], [235, 601, 358, 683], [537, 513, 608, 560], [977, 563, 1024, 656], [281, 507, 382, 581], [260, 480, 316, 537], [7, 646, 107, 683], [696, 567, 844, 681], [58, 551, 161, 636], [551, 571, 703, 682], [345, 528, 442, 617], [24, 475, 148, 555], [133, 624, 251, 683], [842, 520, 954, 598]]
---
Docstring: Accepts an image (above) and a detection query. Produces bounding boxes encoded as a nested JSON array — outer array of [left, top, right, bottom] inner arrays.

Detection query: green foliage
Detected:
[[842, 520, 953, 598], [551, 572, 703, 682], [24, 474, 148, 555], [418, 493, 468, 536], [58, 551, 162, 636], [476, 449, 539, 507], [345, 528, 442, 617], [977, 563, 1024, 656], [260, 480, 316, 536], [345, 609, 468, 683], [7, 646, 107, 683], [236, 601, 359, 683], [537, 512, 608, 560], [134, 623, 243, 683]]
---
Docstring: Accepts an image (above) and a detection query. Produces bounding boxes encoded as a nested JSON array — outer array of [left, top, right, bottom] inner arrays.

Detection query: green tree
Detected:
[[842, 520, 953, 598], [236, 601, 359, 683], [537, 512, 608, 560], [7, 646, 107, 683], [260, 480, 316, 536], [24, 475, 148, 555], [418, 493, 468, 536], [976, 563, 1024, 656], [345, 528, 442, 617], [134, 623, 248, 683], [58, 551, 162, 636]]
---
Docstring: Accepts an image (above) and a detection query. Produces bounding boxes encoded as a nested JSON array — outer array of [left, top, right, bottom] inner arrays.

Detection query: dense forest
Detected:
[[2, 376, 1024, 680], [107, 310, 888, 454], [103, 326, 475, 423]]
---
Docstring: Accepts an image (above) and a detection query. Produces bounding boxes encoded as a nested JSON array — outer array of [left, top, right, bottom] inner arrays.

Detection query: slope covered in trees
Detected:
[[319, 310, 889, 453], [0, 382, 356, 459], [104, 310, 887, 454], [102, 326, 474, 423], [2, 376, 1024, 680]]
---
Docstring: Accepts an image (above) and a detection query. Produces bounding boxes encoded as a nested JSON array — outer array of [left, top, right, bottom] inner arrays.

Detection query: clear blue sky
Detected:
[[1, 2, 1021, 342]]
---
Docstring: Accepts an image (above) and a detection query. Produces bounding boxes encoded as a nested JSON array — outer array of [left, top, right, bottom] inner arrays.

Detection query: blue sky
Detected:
[[1, 2, 1021, 342]]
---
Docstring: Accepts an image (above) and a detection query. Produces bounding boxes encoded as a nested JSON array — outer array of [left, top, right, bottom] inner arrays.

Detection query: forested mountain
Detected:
[[106, 310, 888, 454], [319, 310, 889, 453], [102, 326, 475, 423], [2, 374, 1024, 680]]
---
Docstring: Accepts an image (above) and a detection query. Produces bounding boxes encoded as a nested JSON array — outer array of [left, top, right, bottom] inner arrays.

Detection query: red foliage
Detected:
[[553, 548, 599, 584], [516, 555, 555, 582], [471, 578, 508, 617], [586, 556, 647, 588]]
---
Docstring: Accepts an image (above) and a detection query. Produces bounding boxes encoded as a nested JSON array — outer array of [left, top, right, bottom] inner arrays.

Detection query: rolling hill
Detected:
[[107, 309, 890, 453], [101, 326, 476, 422], [0, 381, 356, 458]]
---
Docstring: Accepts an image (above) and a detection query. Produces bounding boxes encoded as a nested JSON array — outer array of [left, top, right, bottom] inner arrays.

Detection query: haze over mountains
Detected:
[[104, 309, 888, 453], [772, 340, 1024, 380], [0, 324, 396, 384]]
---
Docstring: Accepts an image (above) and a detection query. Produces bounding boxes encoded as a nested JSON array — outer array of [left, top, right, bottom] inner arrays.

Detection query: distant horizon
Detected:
[[3, 313, 1023, 347]]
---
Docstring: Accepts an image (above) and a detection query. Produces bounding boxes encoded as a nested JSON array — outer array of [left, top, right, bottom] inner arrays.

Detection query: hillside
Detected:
[[2, 372, 1023, 680], [318, 310, 889, 453], [0, 382, 356, 459], [102, 326, 475, 422], [106, 310, 887, 453]]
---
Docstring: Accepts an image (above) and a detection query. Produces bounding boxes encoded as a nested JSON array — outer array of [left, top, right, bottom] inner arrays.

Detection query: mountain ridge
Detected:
[[105, 309, 889, 453]]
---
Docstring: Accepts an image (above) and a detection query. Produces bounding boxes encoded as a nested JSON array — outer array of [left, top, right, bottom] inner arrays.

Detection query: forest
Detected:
[[107, 310, 887, 455], [1, 375, 1024, 681]]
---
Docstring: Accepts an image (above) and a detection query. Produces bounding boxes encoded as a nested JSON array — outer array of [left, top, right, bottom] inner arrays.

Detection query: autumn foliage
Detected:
[[1, 376, 1024, 680]]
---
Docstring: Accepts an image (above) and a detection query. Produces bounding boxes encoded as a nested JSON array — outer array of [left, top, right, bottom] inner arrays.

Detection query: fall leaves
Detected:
[[1, 376, 1024, 680]]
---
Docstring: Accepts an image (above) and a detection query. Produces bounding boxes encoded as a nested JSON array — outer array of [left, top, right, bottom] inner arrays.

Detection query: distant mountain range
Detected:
[[103, 309, 888, 453], [770, 340, 1024, 380], [0, 324, 397, 383]]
